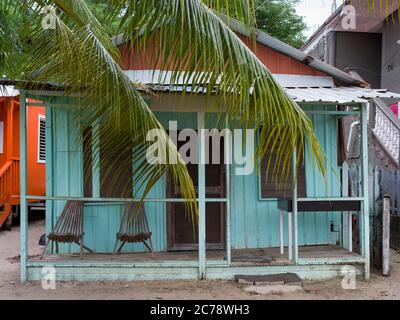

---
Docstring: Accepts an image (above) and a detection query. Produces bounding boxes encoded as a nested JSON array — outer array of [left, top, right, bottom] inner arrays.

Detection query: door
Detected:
[[167, 132, 226, 250]]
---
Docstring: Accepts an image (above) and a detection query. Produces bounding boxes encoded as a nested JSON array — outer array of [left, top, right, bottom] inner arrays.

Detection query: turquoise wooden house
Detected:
[[13, 24, 400, 282]]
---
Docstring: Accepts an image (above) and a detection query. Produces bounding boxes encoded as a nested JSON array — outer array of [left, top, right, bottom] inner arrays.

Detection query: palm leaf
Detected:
[[108, 0, 325, 183], [3, 1, 328, 223]]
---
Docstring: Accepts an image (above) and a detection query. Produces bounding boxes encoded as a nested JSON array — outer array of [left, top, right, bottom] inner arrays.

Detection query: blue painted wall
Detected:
[[46, 105, 341, 253]]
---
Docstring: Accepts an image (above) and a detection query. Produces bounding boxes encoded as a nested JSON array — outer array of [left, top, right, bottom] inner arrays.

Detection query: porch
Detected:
[[32, 245, 362, 264], [27, 245, 364, 281], [16, 87, 376, 282]]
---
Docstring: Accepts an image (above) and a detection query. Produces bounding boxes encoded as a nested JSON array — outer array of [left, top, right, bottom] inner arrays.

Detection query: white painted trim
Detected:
[[37, 114, 46, 164]]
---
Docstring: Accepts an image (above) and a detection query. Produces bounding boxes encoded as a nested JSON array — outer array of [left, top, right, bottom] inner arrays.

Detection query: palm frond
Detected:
[[20, 4, 198, 217], [108, 0, 326, 182], [3, 1, 330, 222]]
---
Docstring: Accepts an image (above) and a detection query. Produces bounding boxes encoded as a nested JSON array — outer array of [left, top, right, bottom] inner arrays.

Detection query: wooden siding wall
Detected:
[[47, 105, 341, 253], [238, 36, 326, 76], [119, 35, 328, 77], [47, 107, 168, 253]]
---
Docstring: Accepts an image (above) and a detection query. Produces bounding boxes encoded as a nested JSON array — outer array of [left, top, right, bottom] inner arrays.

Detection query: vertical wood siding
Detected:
[[119, 35, 327, 77], [48, 107, 341, 252]]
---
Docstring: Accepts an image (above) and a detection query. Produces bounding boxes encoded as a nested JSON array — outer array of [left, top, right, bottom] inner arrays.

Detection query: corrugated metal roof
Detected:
[[141, 84, 400, 104], [126, 70, 336, 88], [126, 71, 400, 104], [286, 87, 400, 104], [0, 85, 19, 97]]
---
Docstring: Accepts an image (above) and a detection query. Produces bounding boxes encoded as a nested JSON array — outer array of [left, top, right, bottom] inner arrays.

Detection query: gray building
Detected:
[[303, 0, 400, 92], [302, 0, 400, 172]]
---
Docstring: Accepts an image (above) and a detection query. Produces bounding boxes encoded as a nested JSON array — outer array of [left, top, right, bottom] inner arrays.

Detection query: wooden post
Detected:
[[224, 120, 231, 265], [382, 194, 391, 277], [361, 102, 370, 279], [288, 211, 292, 260], [45, 104, 53, 239], [19, 91, 28, 282], [197, 112, 206, 279], [342, 161, 352, 251], [292, 148, 299, 263], [279, 210, 284, 255]]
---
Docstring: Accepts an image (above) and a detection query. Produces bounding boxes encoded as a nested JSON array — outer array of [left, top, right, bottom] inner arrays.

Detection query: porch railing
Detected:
[[0, 157, 20, 204], [370, 98, 400, 167]]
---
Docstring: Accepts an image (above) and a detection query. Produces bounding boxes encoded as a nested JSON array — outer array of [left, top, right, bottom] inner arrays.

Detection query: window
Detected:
[[83, 127, 93, 197], [38, 115, 46, 163], [82, 127, 132, 198], [259, 143, 306, 199], [99, 129, 133, 198]]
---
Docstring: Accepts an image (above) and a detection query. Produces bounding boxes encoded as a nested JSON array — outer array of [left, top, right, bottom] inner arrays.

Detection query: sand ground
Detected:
[[1, 219, 400, 300]]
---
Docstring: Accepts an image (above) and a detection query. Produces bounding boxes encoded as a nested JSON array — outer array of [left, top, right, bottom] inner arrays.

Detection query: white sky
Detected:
[[295, 0, 337, 37]]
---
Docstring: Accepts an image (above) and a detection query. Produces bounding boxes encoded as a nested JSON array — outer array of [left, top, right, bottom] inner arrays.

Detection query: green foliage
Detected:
[[85, 0, 123, 36], [254, 0, 307, 48]]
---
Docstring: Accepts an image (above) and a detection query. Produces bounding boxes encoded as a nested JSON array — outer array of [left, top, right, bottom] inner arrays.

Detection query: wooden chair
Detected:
[[41, 201, 92, 259], [113, 202, 153, 254]]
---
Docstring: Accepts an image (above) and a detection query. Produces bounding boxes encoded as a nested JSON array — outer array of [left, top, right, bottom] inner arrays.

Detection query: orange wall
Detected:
[[0, 101, 8, 167], [0, 97, 46, 199], [26, 104, 46, 196]]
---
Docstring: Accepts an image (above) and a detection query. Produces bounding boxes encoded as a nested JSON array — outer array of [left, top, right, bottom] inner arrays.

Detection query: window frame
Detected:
[[37, 114, 46, 164], [257, 129, 307, 201]]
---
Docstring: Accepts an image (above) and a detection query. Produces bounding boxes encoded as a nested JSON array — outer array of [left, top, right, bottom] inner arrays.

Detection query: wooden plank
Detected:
[[292, 148, 298, 263], [382, 195, 390, 276], [278, 200, 361, 212], [26, 264, 365, 281], [342, 161, 352, 251]]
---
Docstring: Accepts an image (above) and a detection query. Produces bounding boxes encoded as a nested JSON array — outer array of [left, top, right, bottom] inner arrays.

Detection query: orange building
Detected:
[[0, 86, 46, 229]]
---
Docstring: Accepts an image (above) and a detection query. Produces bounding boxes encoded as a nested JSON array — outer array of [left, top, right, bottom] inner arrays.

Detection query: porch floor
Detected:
[[32, 245, 361, 266]]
